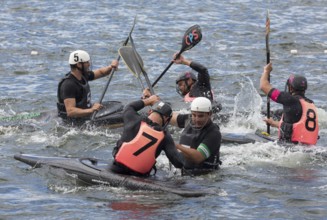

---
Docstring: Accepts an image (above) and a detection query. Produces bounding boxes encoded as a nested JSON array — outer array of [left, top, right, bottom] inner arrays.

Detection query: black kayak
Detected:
[[222, 130, 277, 144], [66, 100, 125, 128], [14, 154, 213, 197], [87, 101, 124, 128]]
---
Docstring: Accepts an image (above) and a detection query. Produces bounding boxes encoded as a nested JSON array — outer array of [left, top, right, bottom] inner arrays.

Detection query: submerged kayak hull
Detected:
[[14, 154, 212, 197], [222, 130, 277, 144]]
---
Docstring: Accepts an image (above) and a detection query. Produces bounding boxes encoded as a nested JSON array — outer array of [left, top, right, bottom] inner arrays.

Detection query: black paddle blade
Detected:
[[181, 24, 202, 52], [93, 101, 124, 119], [151, 25, 202, 88]]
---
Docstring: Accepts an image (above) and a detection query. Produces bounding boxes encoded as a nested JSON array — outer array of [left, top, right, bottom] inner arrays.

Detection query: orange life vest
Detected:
[[114, 121, 165, 175], [184, 92, 195, 102], [279, 99, 319, 145]]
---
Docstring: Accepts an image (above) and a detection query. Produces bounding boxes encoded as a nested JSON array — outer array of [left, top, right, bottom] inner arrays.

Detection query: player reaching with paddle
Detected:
[[173, 54, 221, 112], [260, 10, 319, 146], [174, 54, 212, 101], [57, 17, 136, 125], [110, 95, 186, 176], [119, 26, 222, 175], [260, 63, 319, 145], [57, 50, 119, 124], [142, 52, 222, 113], [142, 24, 222, 113]]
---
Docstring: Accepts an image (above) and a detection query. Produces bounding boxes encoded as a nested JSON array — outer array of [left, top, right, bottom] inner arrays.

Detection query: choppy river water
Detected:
[[1, 1, 327, 219]]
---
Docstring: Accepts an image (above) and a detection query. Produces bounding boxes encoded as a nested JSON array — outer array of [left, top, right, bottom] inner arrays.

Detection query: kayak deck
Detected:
[[222, 130, 277, 144]]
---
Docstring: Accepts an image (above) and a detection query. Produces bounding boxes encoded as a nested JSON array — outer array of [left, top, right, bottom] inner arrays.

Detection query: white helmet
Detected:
[[68, 50, 90, 65], [190, 97, 212, 112]]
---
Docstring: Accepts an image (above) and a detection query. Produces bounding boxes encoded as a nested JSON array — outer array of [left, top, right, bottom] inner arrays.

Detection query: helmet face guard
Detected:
[[175, 83, 187, 97], [175, 71, 196, 97], [284, 77, 291, 93]]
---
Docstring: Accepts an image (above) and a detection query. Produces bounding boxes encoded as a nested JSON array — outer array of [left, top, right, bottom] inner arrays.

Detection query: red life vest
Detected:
[[278, 99, 319, 145], [115, 121, 165, 175], [184, 92, 195, 102]]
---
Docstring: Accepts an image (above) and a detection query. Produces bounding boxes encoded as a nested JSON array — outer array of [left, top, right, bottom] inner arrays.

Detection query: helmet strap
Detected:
[[176, 80, 191, 97], [162, 115, 172, 130], [176, 84, 184, 97], [284, 80, 291, 94], [185, 79, 192, 93]]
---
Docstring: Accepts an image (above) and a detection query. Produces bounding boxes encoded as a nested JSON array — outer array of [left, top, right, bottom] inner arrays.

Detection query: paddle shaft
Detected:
[[266, 48, 270, 134], [266, 10, 271, 134], [91, 17, 136, 121], [151, 61, 173, 88], [98, 26, 134, 104], [142, 69, 155, 95], [151, 50, 184, 88], [97, 56, 121, 104]]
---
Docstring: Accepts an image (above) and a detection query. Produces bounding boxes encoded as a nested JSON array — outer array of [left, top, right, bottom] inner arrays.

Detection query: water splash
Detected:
[[222, 75, 264, 132]]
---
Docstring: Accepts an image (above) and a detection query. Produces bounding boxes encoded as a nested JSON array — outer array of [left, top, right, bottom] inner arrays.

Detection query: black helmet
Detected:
[[175, 71, 197, 84], [152, 101, 172, 118], [286, 74, 307, 92]]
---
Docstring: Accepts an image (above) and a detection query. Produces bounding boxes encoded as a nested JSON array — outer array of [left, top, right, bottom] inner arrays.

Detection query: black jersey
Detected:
[[57, 71, 94, 118], [188, 61, 213, 101], [177, 114, 221, 170]]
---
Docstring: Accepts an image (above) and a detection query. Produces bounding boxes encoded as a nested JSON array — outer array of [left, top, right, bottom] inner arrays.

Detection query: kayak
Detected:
[[62, 100, 125, 128], [85, 101, 124, 128], [14, 154, 213, 197], [220, 109, 282, 144], [222, 130, 277, 144]]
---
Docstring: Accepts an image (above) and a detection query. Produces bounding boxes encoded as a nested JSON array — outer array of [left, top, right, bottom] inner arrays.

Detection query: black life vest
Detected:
[[179, 121, 221, 170], [57, 72, 91, 119]]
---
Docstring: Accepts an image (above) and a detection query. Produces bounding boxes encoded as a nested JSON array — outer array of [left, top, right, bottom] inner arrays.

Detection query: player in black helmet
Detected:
[[173, 53, 214, 103], [142, 53, 222, 113], [111, 96, 185, 176], [175, 71, 198, 97], [260, 62, 319, 145]]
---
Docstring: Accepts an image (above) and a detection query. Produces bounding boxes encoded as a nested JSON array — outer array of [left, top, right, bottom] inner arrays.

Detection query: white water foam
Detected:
[[221, 75, 265, 133]]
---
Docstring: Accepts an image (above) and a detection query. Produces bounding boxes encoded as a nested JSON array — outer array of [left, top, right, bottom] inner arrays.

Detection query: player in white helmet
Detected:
[[170, 97, 221, 175], [57, 50, 119, 124]]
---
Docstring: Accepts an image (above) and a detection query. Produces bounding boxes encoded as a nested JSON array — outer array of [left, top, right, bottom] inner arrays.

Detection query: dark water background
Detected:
[[1, 1, 327, 219]]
